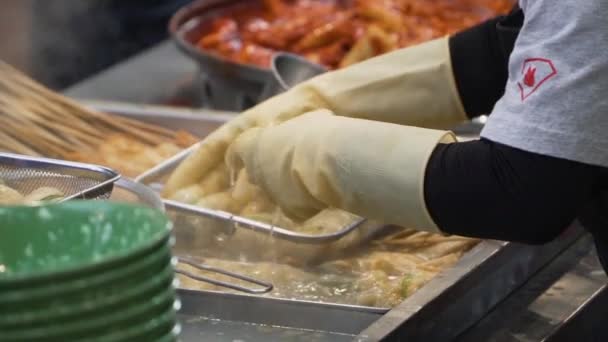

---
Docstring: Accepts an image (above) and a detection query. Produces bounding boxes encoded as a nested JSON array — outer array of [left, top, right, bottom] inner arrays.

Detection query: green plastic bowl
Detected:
[[0, 241, 173, 306], [0, 201, 172, 285], [0, 261, 176, 327], [1, 286, 178, 340], [92, 307, 179, 342], [155, 324, 181, 342], [0, 232, 173, 292]]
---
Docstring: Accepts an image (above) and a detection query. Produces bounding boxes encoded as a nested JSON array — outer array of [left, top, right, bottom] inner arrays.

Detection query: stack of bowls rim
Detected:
[[0, 201, 181, 342]]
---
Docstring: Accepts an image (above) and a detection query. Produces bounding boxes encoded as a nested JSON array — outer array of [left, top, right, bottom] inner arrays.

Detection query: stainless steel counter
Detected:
[[66, 40, 608, 342], [458, 234, 608, 342]]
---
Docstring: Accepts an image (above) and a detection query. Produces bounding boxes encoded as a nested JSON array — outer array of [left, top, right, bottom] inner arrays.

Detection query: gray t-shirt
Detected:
[[481, 0, 608, 167]]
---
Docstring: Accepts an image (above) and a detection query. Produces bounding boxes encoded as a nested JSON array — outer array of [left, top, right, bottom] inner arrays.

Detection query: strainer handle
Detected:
[[175, 257, 273, 294]]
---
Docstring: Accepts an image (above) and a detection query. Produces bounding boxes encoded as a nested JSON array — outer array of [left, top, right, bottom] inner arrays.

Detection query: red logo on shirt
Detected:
[[524, 66, 536, 87], [518, 58, 557, 101]]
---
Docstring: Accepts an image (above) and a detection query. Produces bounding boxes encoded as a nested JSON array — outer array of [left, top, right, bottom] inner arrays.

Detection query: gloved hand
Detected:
[[226, 110, 457, 232], [164, 36, 465, 196], [241, 36, 466, 130]]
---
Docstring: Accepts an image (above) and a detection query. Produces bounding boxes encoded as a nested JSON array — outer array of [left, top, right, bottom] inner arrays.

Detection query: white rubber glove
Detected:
[[164, 36, 465, 196], [243, 36, 466, 129], [226, 110, 457, 232]]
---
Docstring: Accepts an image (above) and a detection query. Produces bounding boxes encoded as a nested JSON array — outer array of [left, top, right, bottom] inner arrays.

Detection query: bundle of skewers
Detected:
[[0, 61, 198, 176]]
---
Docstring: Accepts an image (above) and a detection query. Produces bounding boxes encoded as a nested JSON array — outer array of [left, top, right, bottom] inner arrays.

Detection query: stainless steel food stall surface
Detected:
[[65, 41, 608, 341]]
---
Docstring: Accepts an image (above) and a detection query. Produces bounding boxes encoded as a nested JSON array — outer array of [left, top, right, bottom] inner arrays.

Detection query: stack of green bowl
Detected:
[[0, 201, 180, 342]]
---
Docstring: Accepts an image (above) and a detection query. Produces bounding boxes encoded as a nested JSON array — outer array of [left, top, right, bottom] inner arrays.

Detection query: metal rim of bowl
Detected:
[[168, 0, 273, 83]]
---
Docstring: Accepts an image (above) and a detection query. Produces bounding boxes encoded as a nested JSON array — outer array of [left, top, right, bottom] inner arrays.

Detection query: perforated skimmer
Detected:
[[0, 152, 120, 201]]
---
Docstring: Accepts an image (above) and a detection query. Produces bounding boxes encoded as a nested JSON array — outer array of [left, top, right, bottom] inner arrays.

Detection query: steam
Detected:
[[29, 1, 174, 90]]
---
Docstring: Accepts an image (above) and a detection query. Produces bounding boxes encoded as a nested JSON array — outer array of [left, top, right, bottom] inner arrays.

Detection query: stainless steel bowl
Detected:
[[169, 0, 273, 110], [169, 0, 328, 109], [169, 0, 271, 83]]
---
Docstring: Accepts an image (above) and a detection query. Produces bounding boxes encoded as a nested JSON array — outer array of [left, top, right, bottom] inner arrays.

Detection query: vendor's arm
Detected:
[[226, 0, 608, 245], [421, 0, 608, 244], [449, 5, 523, 118], [166, 12, 526, 194], [207, 6, 522, 132], [425, 140, 599, 244]]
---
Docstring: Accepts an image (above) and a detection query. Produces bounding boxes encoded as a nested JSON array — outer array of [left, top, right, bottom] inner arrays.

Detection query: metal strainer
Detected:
[[0, 152, 272, 294], [0, 152, 120, 201]]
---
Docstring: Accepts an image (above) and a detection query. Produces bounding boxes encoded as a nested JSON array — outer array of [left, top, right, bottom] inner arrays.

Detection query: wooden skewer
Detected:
[[0, 117, 75, 157], [0, 114, 76, 151], [1, 93, 107, 139], [0, 99, 104, 149], [0, 130, 42, 156], [0, 60, 194, 160], [0, 67, 177, 139]]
